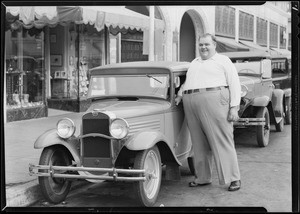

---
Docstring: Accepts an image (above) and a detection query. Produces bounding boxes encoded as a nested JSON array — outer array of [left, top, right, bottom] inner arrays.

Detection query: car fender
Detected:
[[271, 89, 285, 117], [34, 129, 80, 164], [251, 96, 270, 107], [125, 130, 182, 166]]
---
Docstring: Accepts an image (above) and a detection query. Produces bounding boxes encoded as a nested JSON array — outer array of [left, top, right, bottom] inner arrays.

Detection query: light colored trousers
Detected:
[[182, 87, 240, 185]]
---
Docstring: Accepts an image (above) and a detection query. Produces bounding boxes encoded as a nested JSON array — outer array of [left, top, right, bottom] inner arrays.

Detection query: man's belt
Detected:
[[183, 86, 228, 94]]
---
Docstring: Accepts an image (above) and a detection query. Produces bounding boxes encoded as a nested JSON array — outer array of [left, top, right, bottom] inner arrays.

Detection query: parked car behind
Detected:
[[270, 53, 291, 125], [29, 61, 193, 207], [223, 51, 287, 147]]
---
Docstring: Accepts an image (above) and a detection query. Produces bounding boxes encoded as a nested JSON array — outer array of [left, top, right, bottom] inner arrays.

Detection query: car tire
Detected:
[[275, 102, 285, 132], [38, 146, 72, 204], [285, 97, 291, 125], [256, 107, 270, 147], [133, 145, 162, 207]]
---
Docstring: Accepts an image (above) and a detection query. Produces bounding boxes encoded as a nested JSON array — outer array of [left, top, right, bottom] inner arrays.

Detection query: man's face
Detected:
[[199, 36, 216, 60]]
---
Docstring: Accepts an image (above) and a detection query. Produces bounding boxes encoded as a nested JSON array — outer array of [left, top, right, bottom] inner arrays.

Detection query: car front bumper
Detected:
[[29, 164, 147, 182]]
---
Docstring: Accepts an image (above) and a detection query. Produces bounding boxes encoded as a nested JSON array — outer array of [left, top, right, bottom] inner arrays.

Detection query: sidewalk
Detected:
[[4, 109, 85, 207]]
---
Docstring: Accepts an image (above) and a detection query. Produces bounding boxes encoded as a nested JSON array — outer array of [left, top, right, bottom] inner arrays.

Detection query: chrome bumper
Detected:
[[29, 164, 147, 182], [233, 118, 265, 126]]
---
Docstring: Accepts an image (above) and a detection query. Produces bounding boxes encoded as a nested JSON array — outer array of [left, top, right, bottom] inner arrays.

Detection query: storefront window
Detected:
[[49, 24, 105, 101], [82, 25, 104, 94], [70, 24, 105, 99], [121, 31, 148, 62], [6, 28, 45, 110]]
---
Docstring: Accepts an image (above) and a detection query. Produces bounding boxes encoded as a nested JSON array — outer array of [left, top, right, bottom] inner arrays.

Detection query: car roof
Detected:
[[222, 51, 271, 59], [269, 53, 291, 60], [90, 61, 190, 75]]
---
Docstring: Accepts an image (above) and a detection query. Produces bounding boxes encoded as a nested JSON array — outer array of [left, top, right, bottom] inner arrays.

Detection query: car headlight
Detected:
[[241, 84, 248, 98], [57, 118, 76, 139], [110, 118, 129, 139]]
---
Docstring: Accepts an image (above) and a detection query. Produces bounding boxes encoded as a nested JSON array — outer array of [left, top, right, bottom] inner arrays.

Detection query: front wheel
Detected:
[[38, 146, 72, 204], [133, 145, 162, 207], [256, 107, 270, 147]]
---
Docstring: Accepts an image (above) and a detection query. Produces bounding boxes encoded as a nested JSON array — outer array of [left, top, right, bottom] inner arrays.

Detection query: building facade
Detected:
[[4, 3, 291, 123]]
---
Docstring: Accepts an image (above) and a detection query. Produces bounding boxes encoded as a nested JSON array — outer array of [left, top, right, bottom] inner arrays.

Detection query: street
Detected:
[[30, 124, 292, 212]]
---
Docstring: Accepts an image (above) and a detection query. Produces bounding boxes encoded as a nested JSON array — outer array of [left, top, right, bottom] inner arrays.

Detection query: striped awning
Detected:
[[5, 6, 164, 31]]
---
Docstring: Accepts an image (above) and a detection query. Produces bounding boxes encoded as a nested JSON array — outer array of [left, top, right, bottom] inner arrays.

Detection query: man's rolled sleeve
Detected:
[[224, 58, 241, 108]]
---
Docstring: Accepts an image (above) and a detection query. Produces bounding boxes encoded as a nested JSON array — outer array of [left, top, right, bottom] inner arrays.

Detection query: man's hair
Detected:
[[198, 33, 217, 43]]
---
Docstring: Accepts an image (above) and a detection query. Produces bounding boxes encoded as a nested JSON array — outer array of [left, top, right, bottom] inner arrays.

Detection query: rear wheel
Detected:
[[275, 102, 285, 132], [133, 146, 161, 207], [38, 146, 72, 204], [285, 97, 291, 125], [256, 107, 270, 147]]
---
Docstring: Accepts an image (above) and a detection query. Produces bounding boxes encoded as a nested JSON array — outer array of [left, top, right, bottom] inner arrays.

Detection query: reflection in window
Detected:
[[88, 74, 169, 99]]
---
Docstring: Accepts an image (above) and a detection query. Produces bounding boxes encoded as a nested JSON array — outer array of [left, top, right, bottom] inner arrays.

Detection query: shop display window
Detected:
[[5, 29, 45, 111], [50, 24, 105, 100]]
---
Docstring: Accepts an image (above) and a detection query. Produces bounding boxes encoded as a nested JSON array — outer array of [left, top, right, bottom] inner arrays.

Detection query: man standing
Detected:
[[175, 33, 241, 191]]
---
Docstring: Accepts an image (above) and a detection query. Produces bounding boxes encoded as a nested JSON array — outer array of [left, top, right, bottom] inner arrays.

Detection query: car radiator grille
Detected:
[[82, 113, 111, 159]]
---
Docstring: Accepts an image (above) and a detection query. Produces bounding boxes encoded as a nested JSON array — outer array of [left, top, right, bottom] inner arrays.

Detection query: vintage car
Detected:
[[223, 51, 288, 147], [270, 53, 291, 125], [29, 61, 193, 207]]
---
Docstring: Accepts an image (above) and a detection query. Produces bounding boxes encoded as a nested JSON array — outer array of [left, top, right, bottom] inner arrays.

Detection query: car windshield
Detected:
[[272, 59, 288, 78], [88, 74, 170, 99]]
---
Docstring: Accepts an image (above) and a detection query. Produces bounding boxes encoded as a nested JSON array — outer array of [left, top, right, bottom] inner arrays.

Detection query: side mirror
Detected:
[[261, 59, 272, 79], [174, 76, 180, 88]]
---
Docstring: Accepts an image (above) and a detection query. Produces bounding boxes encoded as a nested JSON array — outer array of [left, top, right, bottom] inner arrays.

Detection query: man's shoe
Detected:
[[189, 181, 211, 187], [228, 180, 241, 191]]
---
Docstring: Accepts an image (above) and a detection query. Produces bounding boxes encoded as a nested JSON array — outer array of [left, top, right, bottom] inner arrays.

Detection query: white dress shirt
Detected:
[[178, 53, 241, 107]]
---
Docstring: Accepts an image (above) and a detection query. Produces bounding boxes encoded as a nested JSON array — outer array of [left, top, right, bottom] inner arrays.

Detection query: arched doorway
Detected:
[[179, 13, 195, 62], [179, 10, 205, 62]]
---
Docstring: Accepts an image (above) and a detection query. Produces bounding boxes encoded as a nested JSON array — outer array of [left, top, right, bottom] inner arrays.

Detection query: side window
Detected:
[[272, 59, 287, 78], [174, 73, 186, 95]]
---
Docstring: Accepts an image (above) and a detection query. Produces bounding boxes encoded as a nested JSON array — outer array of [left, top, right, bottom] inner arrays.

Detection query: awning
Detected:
[[239, 40, 269, 52], [5, 6, 165, 31], [216, 36, 250, 52], [81, 6, 164, 31], [239, 40, 280, 56]]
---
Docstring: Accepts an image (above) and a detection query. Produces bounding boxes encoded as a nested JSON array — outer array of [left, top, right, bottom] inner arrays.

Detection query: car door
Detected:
[[164, 72, 192, 162], [260, 59, 274, 98]]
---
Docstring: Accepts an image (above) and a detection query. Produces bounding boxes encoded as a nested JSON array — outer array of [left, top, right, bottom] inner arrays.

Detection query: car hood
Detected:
[[87, 99, 171, 118], [239, 76, 260, 92]]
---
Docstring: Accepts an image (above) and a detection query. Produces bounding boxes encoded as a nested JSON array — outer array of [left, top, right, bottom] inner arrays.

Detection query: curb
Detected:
[[5, 179, 41, 207], [5, 179, 90, 207]]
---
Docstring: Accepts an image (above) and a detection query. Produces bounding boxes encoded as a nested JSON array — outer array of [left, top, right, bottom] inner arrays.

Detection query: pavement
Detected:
[[3, 108, 87, 208]]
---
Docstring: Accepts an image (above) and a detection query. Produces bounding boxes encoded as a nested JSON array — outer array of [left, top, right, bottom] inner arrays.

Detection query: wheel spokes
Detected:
[[143, 151, 159, 199], [48, 151, 69, 193]]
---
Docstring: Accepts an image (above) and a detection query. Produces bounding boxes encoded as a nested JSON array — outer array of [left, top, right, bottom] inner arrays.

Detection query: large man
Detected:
[[175, 33, 241, 191]]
